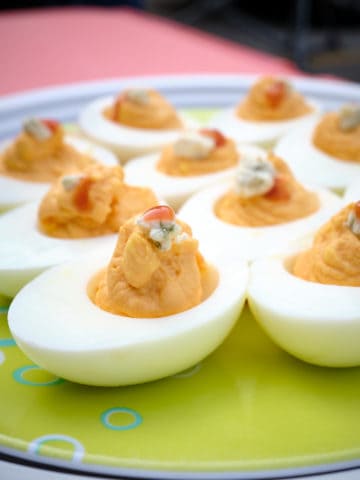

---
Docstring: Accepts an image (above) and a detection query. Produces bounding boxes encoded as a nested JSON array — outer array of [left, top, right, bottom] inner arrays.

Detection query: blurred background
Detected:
[[0, 0, 359, 82]]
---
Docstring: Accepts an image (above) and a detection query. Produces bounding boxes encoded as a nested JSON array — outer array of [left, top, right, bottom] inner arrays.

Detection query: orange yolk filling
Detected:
[[89, 206, 218, 318], [293, 202, 360, 286], [236, 77, 313, 122], [156, 129, 238, 176], [0, 120, 95, 182], [214, 154, 319, 226], [38, 164, 158, 238], [312, 112, 360, 162], [104, 89, 183, 130]]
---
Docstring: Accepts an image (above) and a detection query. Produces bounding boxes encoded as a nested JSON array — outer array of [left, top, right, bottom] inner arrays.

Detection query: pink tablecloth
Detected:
[[0, 7, 302, 96]]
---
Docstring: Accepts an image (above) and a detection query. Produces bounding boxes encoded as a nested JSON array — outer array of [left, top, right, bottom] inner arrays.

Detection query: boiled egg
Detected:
[[0, 202, 117, 298], [275, 118, 360, 193], [248, 251, 360, 367], [209, 106, 319, 150], [124, 137, 264, 210], [208, 77, 319, 149], [79, 90, 197, 163], [0, 136, 118, 212], [0, 162, 159, 297], [178, 154, 341, 262], [8, 242, 248, 387]]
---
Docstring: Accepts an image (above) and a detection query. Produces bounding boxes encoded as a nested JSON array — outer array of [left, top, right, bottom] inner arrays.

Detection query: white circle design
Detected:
[[28, 434, 85, 463], [0, 351, 5, 365]]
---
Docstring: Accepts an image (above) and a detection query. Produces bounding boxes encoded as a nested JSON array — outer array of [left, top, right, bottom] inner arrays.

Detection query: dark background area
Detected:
[[149, 0, 360, 82], [1, 0, 359, 82]]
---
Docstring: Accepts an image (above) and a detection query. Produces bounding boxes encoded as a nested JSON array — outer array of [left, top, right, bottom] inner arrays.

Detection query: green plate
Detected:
[[1, 81, 360, 478], [1, 296, 360, 477]]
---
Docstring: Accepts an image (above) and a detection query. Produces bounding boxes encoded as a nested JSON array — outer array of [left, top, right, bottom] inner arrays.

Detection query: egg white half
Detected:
[[248, 254, 360, 367], [208, 100, 319, 148], [8, 251, 248, 386], [0, 202, 117, 298], [124, 144, 265, 210], [344, 179, 360, 204], [79, 96, 197, 162], [0, 136, 118, 212], [275, 118, 360, 192], [178, 182, 341, 263]]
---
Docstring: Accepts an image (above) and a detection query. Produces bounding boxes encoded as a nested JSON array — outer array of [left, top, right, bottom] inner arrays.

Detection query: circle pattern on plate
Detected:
[[28, 434, 85, 462], [0, 338, 16, 347], [0, 316, 15, 366], [1, 299, 360, 473], [100, 407, 143, 431], [13, 365, 65, 387]]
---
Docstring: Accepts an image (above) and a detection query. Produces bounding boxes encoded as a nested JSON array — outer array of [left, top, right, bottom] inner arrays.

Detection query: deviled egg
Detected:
[[179, 151, 341, 262], [125, 129, 262, 210], [8, 206, 248, 386], [275, 104, 360, 192], [209, 76, 319, 149], [0, 118, 118, 212], [0, 164, 158, 297], [248, 202, 360, 367], [79, 88, 196, 163]]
